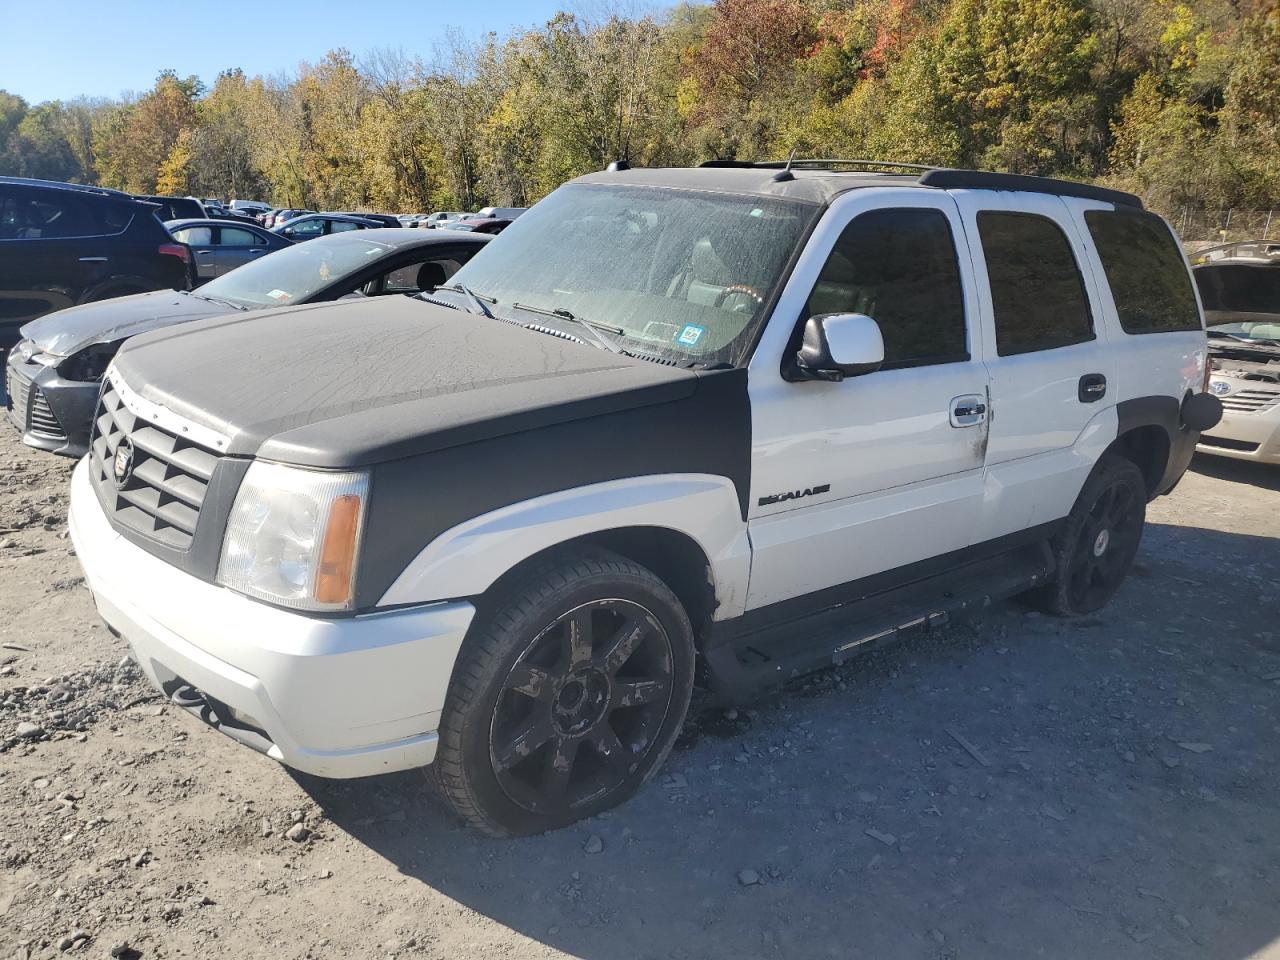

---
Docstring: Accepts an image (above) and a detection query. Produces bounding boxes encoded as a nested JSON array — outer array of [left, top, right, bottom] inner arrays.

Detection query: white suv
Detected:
[[68, 161, 1221, 836]]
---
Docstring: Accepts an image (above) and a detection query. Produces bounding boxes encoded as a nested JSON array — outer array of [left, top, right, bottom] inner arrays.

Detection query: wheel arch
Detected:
[[1111, 395, 1194, 499], [376, 473, 752, 624]]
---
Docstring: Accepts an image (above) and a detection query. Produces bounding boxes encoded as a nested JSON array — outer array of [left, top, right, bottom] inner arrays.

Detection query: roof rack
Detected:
[[917, 169, 1143, 210], [0, 176, 132, 199], [698, 157, 935, 173]]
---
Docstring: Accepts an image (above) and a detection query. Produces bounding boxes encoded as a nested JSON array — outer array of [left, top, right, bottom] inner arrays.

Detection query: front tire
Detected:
[[432, 550, 696, 837], [1037, 454, 1148, 615]]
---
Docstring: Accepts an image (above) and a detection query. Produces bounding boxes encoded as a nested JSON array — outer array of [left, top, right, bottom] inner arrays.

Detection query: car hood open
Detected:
[[111, 295, 700, 467], [21, 290, 239, 358]]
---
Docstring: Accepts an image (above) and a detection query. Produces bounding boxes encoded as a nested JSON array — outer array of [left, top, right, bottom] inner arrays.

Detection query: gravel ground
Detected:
[[1, 429, 1278, 960]]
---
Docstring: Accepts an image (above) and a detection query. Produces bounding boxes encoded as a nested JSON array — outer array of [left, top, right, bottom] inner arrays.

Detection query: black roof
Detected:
[[578, 159, 1144, 210], [0, 176, 135, 201]]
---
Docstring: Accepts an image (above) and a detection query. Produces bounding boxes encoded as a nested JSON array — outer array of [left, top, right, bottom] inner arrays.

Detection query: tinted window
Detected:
[[0, 188, 105, 240], [219, 227, 261, 246], [288, 218, 324, 237], [978, 212, 1093, 355], [172, 226, 213, 246], [330, 220, 361, 233], [804, 208, 968, 368], [1085, 211, 1201, 333]]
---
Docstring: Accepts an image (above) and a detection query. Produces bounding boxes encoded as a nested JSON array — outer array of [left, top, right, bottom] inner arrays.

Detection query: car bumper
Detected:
[[1197, 406, 1280, 464], [5, 351, 98, 458], [68, 457, 475, 778]]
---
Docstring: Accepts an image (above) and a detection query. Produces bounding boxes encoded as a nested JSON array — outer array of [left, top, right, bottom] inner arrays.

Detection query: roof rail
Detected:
[[917, 169, 1143, 210], [0, 176, 131, 199], [698, 158, 937, 174]]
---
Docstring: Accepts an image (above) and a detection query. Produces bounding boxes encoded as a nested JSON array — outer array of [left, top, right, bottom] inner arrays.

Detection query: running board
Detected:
[[704, 542, 1052, 701]]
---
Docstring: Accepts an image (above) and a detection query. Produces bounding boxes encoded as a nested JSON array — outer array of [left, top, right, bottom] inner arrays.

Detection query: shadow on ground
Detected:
[[1190, 452, 1280, 491], [297, 516, 1280, 960]]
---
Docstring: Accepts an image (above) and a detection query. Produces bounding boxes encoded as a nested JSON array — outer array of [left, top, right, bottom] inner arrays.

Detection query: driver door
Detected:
[[745, 189, 991, 610]]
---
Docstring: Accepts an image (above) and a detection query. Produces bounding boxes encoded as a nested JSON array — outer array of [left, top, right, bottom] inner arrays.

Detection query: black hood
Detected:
[[21, 290, 237, 357], [112, 295, 699, 467]]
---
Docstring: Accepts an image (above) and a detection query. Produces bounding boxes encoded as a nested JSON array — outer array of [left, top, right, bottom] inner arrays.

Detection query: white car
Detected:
[[1193, 255, 1280, 464], [68, 161, 1220, 837]]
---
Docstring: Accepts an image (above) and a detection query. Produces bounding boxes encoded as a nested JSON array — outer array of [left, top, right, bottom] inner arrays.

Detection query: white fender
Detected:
[[377, 473, 753, 619]]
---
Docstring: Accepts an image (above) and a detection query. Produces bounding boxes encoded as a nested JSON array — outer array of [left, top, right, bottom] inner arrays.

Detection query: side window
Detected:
[[330, 220, 361, 233], [0, 189, 96, 240], [290, 218, 324, 237], [1084, 210, 1201, 334], [172, 226, 213, 246], [378, 257, 460, 294], [977, 212, 1093, 356], [804, 207, 968, 368], [218, 227, 261, 246]]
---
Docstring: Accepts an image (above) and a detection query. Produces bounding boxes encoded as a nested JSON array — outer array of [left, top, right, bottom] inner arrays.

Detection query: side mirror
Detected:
[[791, 313, 884, 382], [280, 228, 294, 238]]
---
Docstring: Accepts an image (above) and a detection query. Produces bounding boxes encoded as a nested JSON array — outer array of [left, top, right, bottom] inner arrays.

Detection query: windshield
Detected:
[[443, 183, 816, 364], [199, 232, 397, 307]]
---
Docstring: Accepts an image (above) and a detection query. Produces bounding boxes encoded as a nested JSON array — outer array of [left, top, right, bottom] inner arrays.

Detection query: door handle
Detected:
[[950, 394, 988, 428], [1078, 373, 1107, 403], [196, 250, 213, 255], [78, 256, 108, 263]]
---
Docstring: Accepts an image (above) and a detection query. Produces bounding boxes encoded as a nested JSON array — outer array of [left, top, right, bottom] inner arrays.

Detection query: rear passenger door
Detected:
[[212, 225, 268, 275], [746, 189, 991, 610], [952, 192, 1116, 541]]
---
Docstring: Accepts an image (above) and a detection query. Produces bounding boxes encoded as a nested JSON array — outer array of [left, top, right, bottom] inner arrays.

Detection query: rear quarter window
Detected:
[[1085, 210, 1201, 334]]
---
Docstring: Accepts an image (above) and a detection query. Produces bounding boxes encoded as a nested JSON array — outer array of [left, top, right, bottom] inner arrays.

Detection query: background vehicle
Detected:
[[272, 212, 381, 241], [0, 176, 192, 352], [136, 195, 207, 221], [228, 199, 272, 220], [1194, 250, 1280, 463], [474, 206, 527, 220], [5, 228, 488, 457], [333, 211, 401, 229], [65, 162, 1220, 837], [166, 218, 293, 283], [420, 211, 469, 228], [265, 208, 315, 229], [444, 217, 512, 234]]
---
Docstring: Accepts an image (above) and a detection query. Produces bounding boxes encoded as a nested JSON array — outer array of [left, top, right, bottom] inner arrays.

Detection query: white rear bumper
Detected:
[[68, 457, 475, 778]]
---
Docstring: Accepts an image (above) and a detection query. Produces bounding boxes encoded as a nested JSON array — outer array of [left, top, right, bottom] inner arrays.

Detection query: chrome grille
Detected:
[[89, 381, 220, 550], [27, 388, 65, 439], [1220, 388, 1280, 415], [6, 363, 31, 431]]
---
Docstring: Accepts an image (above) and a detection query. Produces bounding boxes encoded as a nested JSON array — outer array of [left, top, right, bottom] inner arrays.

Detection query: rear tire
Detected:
[[1036, 454, 1147, 615], [431, 550, 696, 837]]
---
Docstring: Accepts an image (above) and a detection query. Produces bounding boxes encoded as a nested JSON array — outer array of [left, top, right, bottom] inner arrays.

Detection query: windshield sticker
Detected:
[[677, 324, 705, 347], [267, 289, 290, 303]]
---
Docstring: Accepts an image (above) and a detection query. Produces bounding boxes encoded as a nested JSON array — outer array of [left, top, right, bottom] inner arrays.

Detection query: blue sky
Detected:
[[0, 0, 592, 104]]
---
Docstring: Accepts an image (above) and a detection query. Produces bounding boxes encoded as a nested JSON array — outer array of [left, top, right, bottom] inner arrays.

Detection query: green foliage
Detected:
[[0, 0, 1277, 214]]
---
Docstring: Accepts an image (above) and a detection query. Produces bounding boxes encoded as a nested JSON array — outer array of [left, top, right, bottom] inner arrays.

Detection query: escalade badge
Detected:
[[112, 438, 135, 486], [758, 483, 830, 507]]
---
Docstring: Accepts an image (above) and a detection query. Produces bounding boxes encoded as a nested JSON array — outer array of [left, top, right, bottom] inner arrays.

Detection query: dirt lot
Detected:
[[1, 429, 1278, 960]]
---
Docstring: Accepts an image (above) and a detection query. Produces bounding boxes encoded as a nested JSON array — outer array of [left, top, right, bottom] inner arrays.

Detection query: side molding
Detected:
[[377, 474, 753, 619]]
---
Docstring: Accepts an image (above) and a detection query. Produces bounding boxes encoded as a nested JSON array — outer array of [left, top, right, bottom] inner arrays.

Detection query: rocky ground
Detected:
[[1, 428, 1278, 960]]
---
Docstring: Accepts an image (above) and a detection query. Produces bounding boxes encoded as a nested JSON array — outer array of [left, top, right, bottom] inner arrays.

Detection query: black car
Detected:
[[333, 211, 402, 229], [165, 218, 293, 283], [5, 228, 489, 456], [135, 195, 207, 221], [0, 177, 193, 352], [272, 213, 382, 241]]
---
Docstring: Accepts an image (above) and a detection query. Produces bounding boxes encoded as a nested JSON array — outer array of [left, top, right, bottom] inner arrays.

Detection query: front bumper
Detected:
[[69, 458, 475, 778], [5, 350, 98, 458], [1197, 401, 1280, 465]]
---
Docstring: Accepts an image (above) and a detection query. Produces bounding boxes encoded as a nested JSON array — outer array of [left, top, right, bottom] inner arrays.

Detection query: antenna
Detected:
[[772, 147, 799, 182]]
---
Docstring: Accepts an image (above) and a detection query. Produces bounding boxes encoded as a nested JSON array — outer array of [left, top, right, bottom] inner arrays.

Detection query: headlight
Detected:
[[217, 461, 369, 612], [57, 341, 120, 382]]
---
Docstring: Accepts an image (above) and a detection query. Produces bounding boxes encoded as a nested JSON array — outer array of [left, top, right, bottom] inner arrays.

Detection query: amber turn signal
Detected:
[[315, 494, 363, 605]]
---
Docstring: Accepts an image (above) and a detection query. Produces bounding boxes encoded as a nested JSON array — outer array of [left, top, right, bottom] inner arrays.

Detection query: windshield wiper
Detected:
[[510, 302, 623, 354], [440, 283, 495, 319], [192, 292, 248, 311]]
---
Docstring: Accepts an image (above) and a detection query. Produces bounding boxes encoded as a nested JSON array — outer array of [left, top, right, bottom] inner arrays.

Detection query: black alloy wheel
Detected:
[[1037, 454, 1148, 615], [432, 550, 696, 836], [489, 599, 674, 816]]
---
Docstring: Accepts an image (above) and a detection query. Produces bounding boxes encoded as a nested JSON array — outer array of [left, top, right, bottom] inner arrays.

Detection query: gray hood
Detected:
[[21, 290, 237, 358], [111, 295, 698, 467]]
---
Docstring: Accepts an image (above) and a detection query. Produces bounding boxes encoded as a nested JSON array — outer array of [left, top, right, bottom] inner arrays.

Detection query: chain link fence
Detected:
[[1170, 207, 1278, 252]]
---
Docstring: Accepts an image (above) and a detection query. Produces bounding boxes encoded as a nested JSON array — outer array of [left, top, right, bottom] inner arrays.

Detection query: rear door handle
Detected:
[[1078, 373, 1107, 403], [950, 394, 988, 427], [78, 256, 108, 263]]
